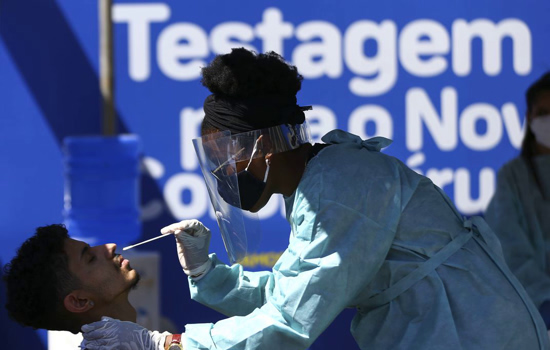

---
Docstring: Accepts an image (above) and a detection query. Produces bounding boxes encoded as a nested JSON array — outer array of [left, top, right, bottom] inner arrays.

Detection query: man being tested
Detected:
[[2, 224, 178, 349]]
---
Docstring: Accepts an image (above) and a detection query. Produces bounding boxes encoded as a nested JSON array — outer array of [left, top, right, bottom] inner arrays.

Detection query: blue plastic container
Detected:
[[63, 134, 141, 247]]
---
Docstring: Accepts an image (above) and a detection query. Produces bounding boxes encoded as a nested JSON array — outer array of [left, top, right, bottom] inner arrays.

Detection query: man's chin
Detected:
[[130, 271, 141, 290]]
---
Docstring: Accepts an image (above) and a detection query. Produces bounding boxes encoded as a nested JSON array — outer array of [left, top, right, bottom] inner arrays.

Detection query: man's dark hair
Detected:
[[3, 224, 81, 330], [201, 48, 303, 99]]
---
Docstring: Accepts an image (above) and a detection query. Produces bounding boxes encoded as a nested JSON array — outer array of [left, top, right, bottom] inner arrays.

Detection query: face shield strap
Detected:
[[245, 138, 261, 171], [263, 159, 270, 182], [244, 137, 271, 183]]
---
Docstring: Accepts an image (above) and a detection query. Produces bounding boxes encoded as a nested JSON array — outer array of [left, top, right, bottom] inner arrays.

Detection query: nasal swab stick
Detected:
[[123, 230, 181, 251]]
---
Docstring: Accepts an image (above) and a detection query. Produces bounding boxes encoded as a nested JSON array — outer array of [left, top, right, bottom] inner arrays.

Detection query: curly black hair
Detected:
[[201, 48, 303, 99], [3, 224, 81, 330]]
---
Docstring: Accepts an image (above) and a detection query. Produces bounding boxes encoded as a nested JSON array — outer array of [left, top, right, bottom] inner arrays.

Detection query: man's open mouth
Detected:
[[115, 254, 129, 269]]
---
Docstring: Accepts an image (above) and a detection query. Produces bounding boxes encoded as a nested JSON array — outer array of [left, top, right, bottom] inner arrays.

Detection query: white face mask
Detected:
[[530, 115, 550, 149]]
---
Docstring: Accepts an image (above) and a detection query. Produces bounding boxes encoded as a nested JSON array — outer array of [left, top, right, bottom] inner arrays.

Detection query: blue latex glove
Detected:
[[81, 316, 169, 350]]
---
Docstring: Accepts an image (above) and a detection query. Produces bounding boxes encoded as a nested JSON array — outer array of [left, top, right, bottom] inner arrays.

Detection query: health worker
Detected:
[[486, 72, 550, 330], [83, 48, 549, 350]]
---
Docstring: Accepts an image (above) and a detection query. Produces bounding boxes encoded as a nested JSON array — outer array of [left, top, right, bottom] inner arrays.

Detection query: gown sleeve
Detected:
[[187, 253, 275, 317]]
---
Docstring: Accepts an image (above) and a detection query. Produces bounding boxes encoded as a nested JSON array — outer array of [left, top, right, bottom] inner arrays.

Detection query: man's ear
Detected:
[[63, 291, 94, 314]]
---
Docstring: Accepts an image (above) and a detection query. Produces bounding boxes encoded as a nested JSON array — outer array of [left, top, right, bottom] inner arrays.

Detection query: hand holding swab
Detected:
[[123, 230, 181, 251]]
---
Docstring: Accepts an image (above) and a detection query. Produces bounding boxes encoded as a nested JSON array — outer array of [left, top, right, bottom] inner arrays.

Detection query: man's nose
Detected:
[[105, 243, 117, 258]]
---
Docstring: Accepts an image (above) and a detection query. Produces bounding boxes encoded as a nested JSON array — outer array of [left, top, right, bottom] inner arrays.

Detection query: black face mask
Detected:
[[214, 137, 269, 211], [215, 169, 266, 211], [236, 170, 266, 210]]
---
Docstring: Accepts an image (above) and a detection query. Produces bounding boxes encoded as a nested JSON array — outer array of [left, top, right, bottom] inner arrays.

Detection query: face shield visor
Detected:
[[193, 122, 311, 263]]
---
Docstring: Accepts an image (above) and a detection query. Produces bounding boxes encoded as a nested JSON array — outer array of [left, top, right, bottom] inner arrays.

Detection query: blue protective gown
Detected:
[[485, 155, 550, 308], [184, 130, 548, 350]]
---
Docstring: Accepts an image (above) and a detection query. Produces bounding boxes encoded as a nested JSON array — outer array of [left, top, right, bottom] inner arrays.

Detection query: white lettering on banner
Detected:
[[293, 21, 343, 79], [345, 20, 398, 96], [454, 167, 495, 213], [110, 4, 535, 218], [406, 87, 525, 152], [157, 23, 209, 80], [406, 87, 458, 151], [460, 103, 502, 151], [112, 3, 170, 81], [164, 173, 209, 219], [255, 8, 293, 55], [452, 19, 531, 76], [399, 20, 449, 77], [113, 5, 532, 95], [348, 105, 393, 139]]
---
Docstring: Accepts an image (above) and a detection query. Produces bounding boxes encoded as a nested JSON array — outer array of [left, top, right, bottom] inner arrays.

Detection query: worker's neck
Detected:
[[279, 143, 312, 197]]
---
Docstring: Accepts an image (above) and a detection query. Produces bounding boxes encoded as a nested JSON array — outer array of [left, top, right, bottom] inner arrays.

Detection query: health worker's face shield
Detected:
[[193, 122, 311, 263]]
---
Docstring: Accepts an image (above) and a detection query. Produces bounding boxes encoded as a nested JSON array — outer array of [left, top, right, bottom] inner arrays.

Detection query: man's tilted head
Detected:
[[3, 224, 140, 333], [3, 224, 80, 330]]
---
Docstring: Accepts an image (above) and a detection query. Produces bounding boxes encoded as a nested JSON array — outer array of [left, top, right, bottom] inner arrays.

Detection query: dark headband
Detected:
[[203, 94, 311, 133]]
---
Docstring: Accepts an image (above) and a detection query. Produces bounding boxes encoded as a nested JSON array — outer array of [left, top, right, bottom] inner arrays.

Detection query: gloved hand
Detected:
[[80, 317, 169, 350], [161, 219, 212, 278]]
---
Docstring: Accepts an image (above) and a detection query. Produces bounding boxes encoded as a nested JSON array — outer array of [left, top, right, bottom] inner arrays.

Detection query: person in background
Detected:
[[485, 72, 550, 329], [82, 49, 549, 349]]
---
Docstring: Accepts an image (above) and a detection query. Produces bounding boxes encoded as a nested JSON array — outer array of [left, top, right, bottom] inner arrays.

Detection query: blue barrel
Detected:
[[63, 134, 141, 247]]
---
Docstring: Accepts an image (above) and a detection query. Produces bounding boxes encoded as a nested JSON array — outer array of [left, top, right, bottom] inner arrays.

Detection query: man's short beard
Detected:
[[130, 271, 141, 290]]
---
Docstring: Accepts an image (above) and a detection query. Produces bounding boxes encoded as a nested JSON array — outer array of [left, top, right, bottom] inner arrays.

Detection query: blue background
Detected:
[[1, 0, 550, 348]]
